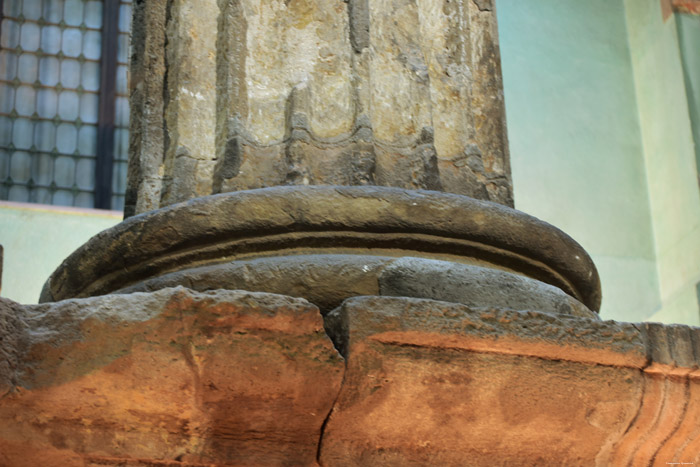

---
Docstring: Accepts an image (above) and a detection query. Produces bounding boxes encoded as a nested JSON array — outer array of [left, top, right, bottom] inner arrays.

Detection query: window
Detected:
[[0, 0, 130, 210]]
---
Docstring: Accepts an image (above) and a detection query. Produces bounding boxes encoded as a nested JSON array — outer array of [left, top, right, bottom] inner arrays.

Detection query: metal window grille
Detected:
[[0, 0, 130, 210], [111, 0, 129, 211]]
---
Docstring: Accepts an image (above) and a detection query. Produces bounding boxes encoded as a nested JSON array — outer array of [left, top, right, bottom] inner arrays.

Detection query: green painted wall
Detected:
[[497, 0, 662, 322], [0, 203, 121, 304], [677, 13, 700, 183], [624, 1, 700, 325], [498, 0, 700, 324]]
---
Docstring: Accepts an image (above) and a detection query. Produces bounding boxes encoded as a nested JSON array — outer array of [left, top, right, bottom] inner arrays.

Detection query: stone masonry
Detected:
[[1, 0, 699, 465], [125, 0, 512, 216]]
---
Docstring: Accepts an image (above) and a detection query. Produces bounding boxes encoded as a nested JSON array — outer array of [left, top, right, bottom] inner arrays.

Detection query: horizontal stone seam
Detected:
[[365, 331, 700, 375], [367, 332, 648, 369], [57, 231, 583, 307], [644, 364, 700, 380]]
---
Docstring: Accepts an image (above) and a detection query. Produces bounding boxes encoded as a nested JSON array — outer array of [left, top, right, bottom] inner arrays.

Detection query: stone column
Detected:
[[125, 0, 512, 217], [3, 1, 699, 465]]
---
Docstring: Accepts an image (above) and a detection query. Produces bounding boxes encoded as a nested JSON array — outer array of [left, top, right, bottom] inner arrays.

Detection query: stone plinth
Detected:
[[0, 288, 343, 466], [322, 297, 700, 465], [41, 186, 600, 314], [2, 290, 699, 465], [126, 0, 511, 216]]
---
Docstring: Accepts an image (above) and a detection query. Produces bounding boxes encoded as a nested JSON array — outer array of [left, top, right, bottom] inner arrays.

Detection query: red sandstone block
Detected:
[[0, 287, 344, 466], [320, 296, 700, 466]]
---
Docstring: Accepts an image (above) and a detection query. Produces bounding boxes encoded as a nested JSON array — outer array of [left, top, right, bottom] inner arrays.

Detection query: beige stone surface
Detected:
[[127, 0, 512, 216], [160, 0, 219, 205], [126, 0, 167, 216]]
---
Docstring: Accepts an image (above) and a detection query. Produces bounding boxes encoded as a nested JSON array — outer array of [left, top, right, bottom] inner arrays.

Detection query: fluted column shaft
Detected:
[[125, 0, 512, 217]]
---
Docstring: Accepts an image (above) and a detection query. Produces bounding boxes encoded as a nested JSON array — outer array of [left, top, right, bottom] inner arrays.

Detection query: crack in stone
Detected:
[[315, 305, 347, 465], [315, 371, 344, 466]]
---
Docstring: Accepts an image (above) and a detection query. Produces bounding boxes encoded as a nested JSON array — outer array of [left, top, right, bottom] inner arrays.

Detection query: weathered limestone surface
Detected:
[[126, 0, 167, 215], [378, 257, 595, 318], [126, 0, 511, 216], [0, 288, 344, 466], [115, 255, 597, 319], [42, 186, 601, 312], [160, 0, 219, 206]]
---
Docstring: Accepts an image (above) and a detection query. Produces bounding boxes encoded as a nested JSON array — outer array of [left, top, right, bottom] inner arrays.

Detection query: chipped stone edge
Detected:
[[2, 287, 324, 393], [324, 296, 700, 375]]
